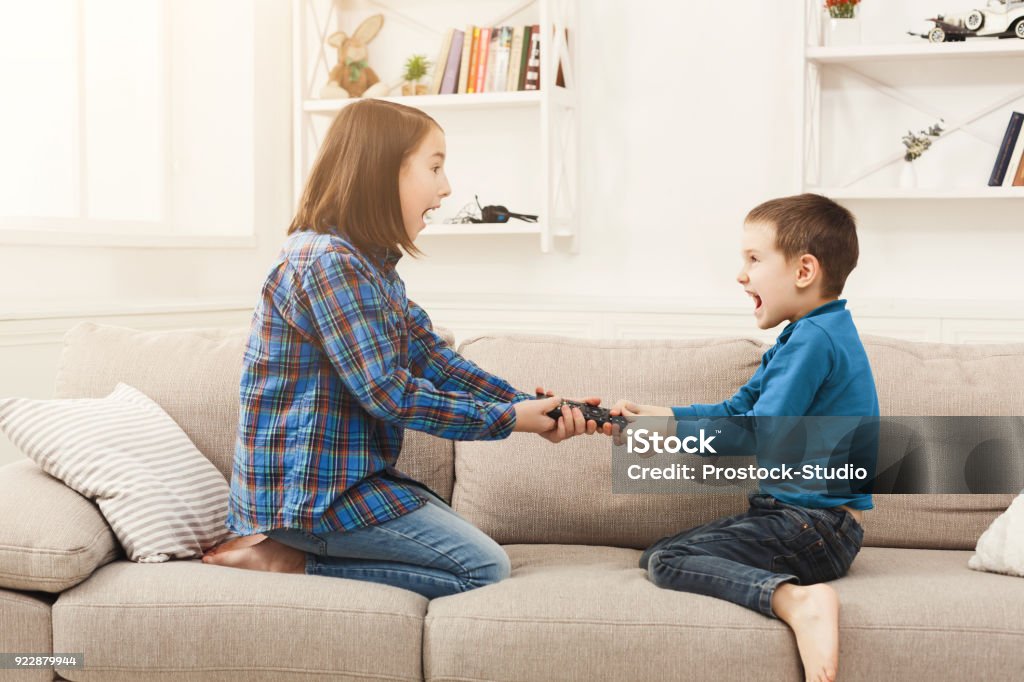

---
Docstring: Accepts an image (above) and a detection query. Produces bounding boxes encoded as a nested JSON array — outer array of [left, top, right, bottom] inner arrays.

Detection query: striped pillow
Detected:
[[0, 383, 230, 563]]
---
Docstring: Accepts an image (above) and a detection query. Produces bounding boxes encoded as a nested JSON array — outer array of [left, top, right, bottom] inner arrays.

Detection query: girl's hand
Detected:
[[512, 396, 562, 434]]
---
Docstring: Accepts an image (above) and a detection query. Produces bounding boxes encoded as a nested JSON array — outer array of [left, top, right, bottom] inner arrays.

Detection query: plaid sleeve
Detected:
[[300, 251, 516, 441], [406, 300, 533, 404]]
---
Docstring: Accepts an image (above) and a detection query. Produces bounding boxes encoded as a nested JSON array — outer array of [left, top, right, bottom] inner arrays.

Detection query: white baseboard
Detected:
[[412, 293, 1024, 346]]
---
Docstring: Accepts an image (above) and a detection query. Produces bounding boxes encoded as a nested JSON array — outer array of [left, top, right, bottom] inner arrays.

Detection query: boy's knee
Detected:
[[645, 548, 700, 587]]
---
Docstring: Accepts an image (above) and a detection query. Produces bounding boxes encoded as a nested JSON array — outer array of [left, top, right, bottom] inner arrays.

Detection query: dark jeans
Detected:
[[639, 494, 864, 618]]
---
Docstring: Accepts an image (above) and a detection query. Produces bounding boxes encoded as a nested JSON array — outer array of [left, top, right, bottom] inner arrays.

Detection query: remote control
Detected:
[[536, 392, 628, 430]]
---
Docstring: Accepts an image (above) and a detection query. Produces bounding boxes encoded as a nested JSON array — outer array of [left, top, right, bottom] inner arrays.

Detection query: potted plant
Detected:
[[900, 120, 944, 188], [402, 54, 431, 96], [823, 0, 863, 46]]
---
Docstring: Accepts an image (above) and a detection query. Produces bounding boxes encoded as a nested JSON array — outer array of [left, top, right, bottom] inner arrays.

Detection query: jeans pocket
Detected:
[[817, 521, 858, 577]]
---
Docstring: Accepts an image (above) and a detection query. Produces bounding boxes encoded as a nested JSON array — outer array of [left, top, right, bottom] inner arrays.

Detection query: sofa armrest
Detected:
[[0, 460, 120, 592]]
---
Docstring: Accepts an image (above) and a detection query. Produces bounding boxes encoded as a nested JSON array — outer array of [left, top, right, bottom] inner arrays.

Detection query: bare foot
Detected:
[[204, 533, 267, 558], [201, 537, 306, 574], [772, 583, 840, 682]]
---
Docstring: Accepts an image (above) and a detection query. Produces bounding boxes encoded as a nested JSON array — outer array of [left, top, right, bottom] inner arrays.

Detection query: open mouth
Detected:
[[747, 291, 763, 312], [422, 206, 439, 222]]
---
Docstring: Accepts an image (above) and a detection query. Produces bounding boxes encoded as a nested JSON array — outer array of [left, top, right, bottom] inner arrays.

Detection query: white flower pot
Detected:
[[899, 161, 918, 190], [824, 17, 861, 47]]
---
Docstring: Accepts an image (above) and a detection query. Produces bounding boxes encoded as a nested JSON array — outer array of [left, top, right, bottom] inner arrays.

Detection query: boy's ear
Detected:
[[794, 253, 821, 290]]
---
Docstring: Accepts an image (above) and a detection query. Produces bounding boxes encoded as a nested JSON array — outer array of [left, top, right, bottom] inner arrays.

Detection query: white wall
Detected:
[[397, 0, 1024, 324]]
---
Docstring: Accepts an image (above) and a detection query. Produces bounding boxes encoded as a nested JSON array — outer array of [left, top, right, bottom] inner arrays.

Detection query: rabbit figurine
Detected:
[[321, 14, 386, 99]]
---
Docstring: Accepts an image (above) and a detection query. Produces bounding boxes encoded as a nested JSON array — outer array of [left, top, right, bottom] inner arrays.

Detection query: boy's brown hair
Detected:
[[746, 193, 858, 297], [288, 99, 441, 257]]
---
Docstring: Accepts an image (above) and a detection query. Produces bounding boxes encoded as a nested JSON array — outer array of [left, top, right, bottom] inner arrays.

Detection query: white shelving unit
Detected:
[[799, 1, 1024, 200], [292, 0, 579, 252]]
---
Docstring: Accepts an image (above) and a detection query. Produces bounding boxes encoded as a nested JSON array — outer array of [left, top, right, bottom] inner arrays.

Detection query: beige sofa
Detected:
[[1, 322, 1022, 682]]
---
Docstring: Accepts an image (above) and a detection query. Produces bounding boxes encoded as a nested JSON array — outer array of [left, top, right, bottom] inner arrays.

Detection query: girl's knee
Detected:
[[462, 546, 511, 590]]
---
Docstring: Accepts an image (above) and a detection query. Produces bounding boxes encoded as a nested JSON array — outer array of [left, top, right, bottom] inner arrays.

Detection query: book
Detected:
[[507, 26, 525, 92], [1014, 146, 1024, 187], [517, 25, 533, 91], [440, 30, 464, 95], [483, 27, 501, 93], [429, 28, 455, 96], [988, 111, 1023, 186], [457, 25, 474, 94], [465, 27, 480, 94], [474, 27, 492, 93], [523, 24, 541, 91], [486, 27, 512, 92], [1004, 122, 1024, 187]]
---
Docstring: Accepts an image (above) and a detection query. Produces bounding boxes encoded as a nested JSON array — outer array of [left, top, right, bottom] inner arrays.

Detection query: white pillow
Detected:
[[0, 383, 230, 563], [968, 493, 1024, 577]]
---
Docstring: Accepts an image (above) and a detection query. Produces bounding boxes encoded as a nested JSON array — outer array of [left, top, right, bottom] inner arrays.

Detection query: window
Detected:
[[0, 0, 256, 240]]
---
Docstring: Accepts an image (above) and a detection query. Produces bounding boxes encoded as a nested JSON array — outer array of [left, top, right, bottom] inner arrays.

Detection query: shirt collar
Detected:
[[778, 299, 846, 342]]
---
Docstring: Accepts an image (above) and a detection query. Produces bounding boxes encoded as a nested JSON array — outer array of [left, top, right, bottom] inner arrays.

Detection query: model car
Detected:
[[921, 0, 1024, 42]]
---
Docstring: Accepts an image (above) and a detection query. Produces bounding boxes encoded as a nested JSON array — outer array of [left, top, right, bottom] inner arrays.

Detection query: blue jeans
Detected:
[[639, 494, 864, 617], [266, 492, 510, 599]]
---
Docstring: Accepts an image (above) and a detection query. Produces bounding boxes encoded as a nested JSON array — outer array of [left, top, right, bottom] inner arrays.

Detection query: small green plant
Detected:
[[402, 54, 431, 83], [902, 120, 944, 162]]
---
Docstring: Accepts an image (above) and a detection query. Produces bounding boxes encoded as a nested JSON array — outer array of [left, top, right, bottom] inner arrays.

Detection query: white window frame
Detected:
[[0, 0, 256, 249]]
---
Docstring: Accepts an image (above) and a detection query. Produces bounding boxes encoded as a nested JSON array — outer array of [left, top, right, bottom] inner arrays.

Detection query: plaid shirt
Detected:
[[226, 231, 531, 535]]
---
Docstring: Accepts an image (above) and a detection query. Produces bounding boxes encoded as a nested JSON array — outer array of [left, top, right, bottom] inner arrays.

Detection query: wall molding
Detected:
[[411, 293, 1024, 345], [0, 300, 253, 349]]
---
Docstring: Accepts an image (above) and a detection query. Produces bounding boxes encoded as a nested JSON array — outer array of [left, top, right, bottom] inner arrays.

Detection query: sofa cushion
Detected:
[[55, 323, 249, 481], [55, 322, 457, 502], [0, 384, 231, 563], [52, 560, 426, 681], [453, 334, 1022, 550], [0, 588, 53, 682], [423, 544, 1024, 682], [862, 335, 1024, 416], [0, 461, 119, 592]]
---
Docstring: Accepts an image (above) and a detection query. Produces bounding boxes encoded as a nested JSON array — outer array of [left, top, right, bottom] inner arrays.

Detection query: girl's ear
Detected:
[[352, 14, 384, 44], [327, 31, 347, 48], [795, 254, 821, 290]]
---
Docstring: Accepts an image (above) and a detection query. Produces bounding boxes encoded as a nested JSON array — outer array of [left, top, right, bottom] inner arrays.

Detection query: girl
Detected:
[[203, 99, 597, 599]]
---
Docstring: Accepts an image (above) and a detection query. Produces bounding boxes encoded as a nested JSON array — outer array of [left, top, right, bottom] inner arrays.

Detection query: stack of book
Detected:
[[989, 111, 1024, 187], [427, 25, 545, 96]]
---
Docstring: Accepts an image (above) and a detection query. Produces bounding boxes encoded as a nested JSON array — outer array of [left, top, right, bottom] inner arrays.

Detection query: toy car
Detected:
[[919, 0, 1024, 42]]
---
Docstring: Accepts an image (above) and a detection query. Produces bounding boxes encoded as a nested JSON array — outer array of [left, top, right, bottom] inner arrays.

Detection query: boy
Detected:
[[607, 193, 878, 682]]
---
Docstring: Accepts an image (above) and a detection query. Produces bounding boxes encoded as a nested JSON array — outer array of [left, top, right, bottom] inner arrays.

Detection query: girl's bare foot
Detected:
[[203, 533, 267, 558], [772, 583, 840, 682], [201, 537, 305, 574]]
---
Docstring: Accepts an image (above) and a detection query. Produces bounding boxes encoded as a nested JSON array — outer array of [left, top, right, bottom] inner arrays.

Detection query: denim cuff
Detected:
[[758, 572, 799, 618]]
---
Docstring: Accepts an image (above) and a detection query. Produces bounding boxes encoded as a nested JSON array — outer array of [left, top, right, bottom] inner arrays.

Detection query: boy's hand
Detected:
[[603, 399, 674, 445], [534, 386, 602, 444]]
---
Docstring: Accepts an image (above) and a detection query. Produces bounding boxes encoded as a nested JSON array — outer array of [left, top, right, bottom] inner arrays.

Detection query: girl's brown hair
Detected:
[[288, 99, 441, 256]]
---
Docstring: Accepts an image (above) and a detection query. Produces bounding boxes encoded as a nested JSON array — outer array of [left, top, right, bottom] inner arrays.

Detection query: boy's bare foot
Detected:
[[772, 583, 840, 682], [201, 537, 305, 574], [203, 533, 267, 557]]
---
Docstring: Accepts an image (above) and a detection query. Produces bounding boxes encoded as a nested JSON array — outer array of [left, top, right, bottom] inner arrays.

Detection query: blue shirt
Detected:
[[227, 231, 532, 536], [672, 299, 879, 510]]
